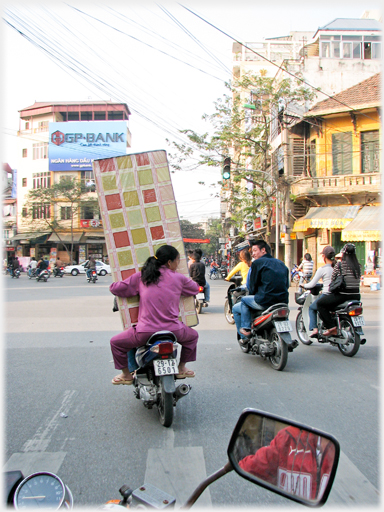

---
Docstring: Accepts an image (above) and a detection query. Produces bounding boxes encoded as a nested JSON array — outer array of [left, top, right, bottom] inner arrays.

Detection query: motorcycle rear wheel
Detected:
[[337, 318, 360, 357], [224, 299, 235, 324], [295, 312, 312, 345], [158, 378, 174, 427], [269, 328, 288, 371], [210, 273, 217, 280], [292, 274, 300, 284]]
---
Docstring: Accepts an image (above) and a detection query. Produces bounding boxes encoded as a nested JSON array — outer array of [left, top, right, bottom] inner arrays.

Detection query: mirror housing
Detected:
[[227, 409, 340, 507]]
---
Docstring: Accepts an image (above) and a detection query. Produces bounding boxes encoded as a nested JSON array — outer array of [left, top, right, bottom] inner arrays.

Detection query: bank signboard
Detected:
[[49, 121, 128, 171]]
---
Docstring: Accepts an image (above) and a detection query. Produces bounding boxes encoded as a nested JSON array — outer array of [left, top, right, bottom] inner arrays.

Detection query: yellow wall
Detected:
[[309, 110, 380, 177]]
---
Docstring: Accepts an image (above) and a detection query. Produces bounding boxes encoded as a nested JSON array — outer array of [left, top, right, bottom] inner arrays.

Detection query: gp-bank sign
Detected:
[[49, 121, 128, 171]]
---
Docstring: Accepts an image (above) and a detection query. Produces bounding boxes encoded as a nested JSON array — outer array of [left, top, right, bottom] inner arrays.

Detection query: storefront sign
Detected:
[[80, 219, 102, 228], [49, 121, 128, 171]]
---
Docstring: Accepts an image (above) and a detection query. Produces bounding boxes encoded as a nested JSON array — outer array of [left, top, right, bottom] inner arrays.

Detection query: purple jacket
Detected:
[[110, 266, 199, 332]]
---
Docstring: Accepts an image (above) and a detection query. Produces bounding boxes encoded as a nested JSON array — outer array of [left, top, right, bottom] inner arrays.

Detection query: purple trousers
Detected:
[[110, 324, 198, 370]]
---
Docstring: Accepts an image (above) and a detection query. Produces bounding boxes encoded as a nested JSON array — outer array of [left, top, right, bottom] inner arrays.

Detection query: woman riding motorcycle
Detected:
[[316, 243, 361, 337], [225, 248, 252, 286], [109, 245, 200, 385]]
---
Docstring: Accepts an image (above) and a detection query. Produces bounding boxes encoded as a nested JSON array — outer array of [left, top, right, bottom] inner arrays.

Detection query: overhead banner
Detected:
[[48, 121, 128, 171], [93, 150, 198, 330]]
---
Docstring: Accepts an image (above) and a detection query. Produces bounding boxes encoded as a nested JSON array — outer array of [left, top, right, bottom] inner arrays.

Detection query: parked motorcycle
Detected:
[[295, 285, 366, 357], [195, 285, 208, 314], [4, 408, 340, 509], [130, 331, 191, 427], [53, 266, 65, 278], [36, 269, 49, 282], [224, 276, 244, 324], [237, 303, 298, 371], [87, 269, 98, 283]]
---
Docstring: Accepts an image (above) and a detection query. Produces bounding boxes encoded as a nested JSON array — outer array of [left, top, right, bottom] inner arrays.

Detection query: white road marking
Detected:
[[326, 450, 379, 506]]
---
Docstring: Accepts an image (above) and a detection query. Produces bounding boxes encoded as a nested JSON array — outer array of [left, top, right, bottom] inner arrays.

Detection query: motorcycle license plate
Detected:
[[274, 320, 292, 333], [153, 359, 178, 376], [351, 316, 365, 327]]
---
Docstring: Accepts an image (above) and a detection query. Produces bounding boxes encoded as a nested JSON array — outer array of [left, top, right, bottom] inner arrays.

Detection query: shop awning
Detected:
[[293, 206, 360, 232], [48, 232, 84, 243], [341, 206, 381, 241], [11, 232, 51, 242]]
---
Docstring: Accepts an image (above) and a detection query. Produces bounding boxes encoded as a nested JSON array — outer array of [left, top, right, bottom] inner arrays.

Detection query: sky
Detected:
[[1, 0, 382, 222]]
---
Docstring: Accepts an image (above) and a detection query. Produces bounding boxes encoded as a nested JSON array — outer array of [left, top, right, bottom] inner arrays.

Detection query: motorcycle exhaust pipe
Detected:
[[174, 383, 191, 400]]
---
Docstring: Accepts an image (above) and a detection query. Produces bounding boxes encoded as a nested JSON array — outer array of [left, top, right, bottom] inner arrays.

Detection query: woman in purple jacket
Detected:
[[110, 245, 200, 385]]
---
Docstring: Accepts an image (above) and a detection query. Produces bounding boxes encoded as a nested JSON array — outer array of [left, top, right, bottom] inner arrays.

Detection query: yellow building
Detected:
[[290, 73, 381, 270]]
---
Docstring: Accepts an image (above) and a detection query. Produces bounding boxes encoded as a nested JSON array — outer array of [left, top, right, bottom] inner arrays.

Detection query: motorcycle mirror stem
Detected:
[[181, 461, 233, 509]]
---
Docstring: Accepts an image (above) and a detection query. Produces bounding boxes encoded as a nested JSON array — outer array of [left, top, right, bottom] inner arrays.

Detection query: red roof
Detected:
[[305, 73, 381, 116]]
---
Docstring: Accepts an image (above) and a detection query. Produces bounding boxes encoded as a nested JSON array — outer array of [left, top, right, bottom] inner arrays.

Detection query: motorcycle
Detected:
[[291, 264, 300, 283], [87, 269, 98, 283], [237, 303, 298, 371], [209, 266, 219, 280], [4, 408, 340, 509], [224, 276, 244, 324], [195, 285, 208, 314], [53, 266, 65, 278], [220, 265, 228, 279], [27, 268, 37, 279], [130, 331, 191, 428], [295, 285, 366, 357], [10, 268, 20, 279], [36, 269, 50, 282]]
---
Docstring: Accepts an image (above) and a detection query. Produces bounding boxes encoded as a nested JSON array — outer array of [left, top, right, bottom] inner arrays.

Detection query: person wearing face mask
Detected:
[[109, 244, 199, 385]]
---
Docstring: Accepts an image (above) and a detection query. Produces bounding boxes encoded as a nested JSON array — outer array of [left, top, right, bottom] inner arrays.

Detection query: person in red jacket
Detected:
[[238, 426, 335, 502]]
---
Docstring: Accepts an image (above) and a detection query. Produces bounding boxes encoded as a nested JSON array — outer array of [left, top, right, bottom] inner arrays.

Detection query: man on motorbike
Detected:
[[237, 240, 289, 338], [190, 249, 210, 302], [210, 259, 219, 277], [302, 246, 335, 338], [36, 256, 48, 276], [84, 256, 96, 279], [109, 245, 200, 385], [27, 257, 38, 277], [238, 426, 335, 501]]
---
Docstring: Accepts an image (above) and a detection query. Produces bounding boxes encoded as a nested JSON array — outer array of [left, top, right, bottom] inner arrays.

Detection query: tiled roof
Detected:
[[19, 100, 128, 112], [305, 73, 381, 116]]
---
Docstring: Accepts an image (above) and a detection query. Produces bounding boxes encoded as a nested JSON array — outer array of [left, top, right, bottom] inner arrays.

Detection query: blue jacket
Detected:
[[248, 253, 289, 308]]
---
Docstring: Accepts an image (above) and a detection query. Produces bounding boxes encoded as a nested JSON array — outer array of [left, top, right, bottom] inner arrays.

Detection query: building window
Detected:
[[22, 178, 27, 187], [37, 121, 49, 132], [25, 122, 30, 130], [60, 175, 73, 183], [81, 171, 95, 191], [33, 172, 51, 189], [94, 111, 106, 120], [81, 205, 99, 220], [22, 148, 27, 158], [361, 130, 380, 173], [22, 208, 28, 217], [81, 111, 92, 121], [68, 112, 79, 121], [320, 34, 381, 60], [60, 206, 72, 220], [108, 111, 124, 120], [33, 142, 48, 160], [332, 132, 352, 175], [32, 204, 51, 219]]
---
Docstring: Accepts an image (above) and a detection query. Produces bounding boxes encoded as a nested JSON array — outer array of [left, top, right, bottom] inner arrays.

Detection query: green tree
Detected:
[[201, 218, 222, 256], [23, 177, 99, 262], [180, 219, 206, 251], [168, 73, 313, 243]]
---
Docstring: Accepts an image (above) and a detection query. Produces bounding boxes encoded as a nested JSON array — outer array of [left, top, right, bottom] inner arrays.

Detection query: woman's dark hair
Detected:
[[239, 248, 252, 266], [141, 245, 180, 286], [193, 250, 201, 262], [341, 244, 361, 278], [304, 253, 312, 261]]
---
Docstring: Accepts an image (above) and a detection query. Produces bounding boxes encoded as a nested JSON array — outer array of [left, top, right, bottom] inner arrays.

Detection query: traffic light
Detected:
[[223, 157, 231, 180]]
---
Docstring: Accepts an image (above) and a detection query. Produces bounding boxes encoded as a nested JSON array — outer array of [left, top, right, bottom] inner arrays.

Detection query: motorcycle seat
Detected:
[[145, 330, 177, 345], [251, 303, 288, 318], [333, 300, 361, 311]]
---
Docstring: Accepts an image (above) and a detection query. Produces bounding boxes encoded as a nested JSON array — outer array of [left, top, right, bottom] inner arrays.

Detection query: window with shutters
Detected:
[[291, 138, 305, 176], [309, 139, 316, 177], [332, 132, 352, 175], [361, 130, 380, 173]]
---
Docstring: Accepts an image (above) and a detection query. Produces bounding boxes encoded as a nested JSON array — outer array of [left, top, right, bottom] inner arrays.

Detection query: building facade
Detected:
[[13, 101, 131, 265]]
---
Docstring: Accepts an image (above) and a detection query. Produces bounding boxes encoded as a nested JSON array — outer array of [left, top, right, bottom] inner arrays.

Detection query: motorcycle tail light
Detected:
[[273, 308, 289, 318], [198, 286, 204, 292], [150, 342, 174, 355], [349, 307, 363, 316]]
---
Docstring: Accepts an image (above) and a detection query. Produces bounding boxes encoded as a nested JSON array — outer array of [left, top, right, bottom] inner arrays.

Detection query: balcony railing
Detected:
[[291, 172, 381, 198]]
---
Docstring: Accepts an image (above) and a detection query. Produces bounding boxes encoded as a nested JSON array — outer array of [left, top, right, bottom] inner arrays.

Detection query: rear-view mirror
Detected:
[[228, 409, 340, 507]]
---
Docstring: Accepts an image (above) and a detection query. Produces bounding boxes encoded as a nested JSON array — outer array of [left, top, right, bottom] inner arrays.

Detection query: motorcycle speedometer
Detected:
[[13, 472, 73, 509]]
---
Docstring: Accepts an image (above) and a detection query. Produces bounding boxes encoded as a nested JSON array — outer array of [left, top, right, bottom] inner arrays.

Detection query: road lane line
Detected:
[[327, 450, 379, 506], [3, 452, 66, 476], [144, 446, 211, 507]]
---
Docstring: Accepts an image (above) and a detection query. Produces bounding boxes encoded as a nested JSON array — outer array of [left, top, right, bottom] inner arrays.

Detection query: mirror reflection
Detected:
[[231, 414, 336, 504]]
